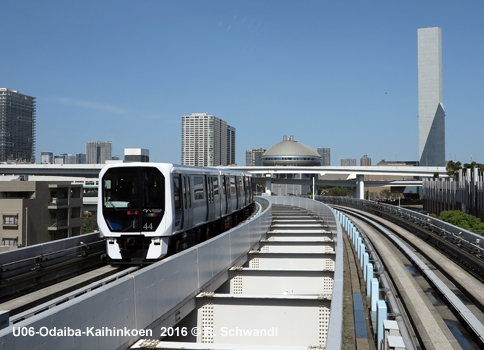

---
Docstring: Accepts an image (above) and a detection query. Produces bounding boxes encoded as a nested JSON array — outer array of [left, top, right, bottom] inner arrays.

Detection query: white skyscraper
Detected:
[[181, 113, 236, 166], [418, 27, 445, 166]]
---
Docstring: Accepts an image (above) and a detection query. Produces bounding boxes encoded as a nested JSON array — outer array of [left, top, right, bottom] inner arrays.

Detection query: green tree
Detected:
[[82, 211, 98, 234], [446, 160, 462, 178], [438, 210, 484, 233], [326, 186, 351, 197]]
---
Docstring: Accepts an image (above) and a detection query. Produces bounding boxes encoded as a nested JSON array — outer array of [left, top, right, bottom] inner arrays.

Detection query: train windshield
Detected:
[[102, 166, 165, 232]]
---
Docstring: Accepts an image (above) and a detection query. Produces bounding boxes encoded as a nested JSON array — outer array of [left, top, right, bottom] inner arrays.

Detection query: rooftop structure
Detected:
[[262, 135, 322, 166]]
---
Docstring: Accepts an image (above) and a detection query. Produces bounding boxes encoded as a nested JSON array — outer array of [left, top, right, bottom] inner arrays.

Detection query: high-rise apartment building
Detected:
[[86, 141, 112, 164], [181, 113, 236, 166], [0, 88, 36, 163], [418, 27, 445, 166], [246, 148, 266, 166], [360, 154, 371, 166], [317, 148, 331, 166], [227, 125, 236, 165]]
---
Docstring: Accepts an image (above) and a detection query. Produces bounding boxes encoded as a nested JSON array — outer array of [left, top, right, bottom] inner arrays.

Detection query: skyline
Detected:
[[2, 1, 484, 165]]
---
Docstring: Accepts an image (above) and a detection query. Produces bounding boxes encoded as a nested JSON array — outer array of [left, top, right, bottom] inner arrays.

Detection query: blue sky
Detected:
[[2, 1, 483, 165]]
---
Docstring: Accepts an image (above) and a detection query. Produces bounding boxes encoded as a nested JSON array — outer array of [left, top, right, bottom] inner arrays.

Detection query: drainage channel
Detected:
[[131, 204, 336, 349]]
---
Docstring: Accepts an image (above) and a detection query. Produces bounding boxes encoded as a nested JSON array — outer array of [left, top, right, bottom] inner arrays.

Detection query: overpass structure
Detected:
[[0, 164, 446, 199], [229, 165, 447, 199]]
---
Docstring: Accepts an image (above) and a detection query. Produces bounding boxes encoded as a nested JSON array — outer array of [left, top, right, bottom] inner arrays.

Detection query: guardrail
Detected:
[[0, 232, 104, 286], [319, 196, 484, 254]]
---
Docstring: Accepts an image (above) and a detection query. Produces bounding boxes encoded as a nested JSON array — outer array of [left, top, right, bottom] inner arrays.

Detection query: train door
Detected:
[[205, 175, 212, 221]]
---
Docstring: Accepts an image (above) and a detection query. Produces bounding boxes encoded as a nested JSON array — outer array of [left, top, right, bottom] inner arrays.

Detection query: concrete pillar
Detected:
[[377, 300, 388, 350], [366, 264, 373, 293], [371, 278, 379, 312], [363, 252, 369, 274], [265, 174, 272, 195], [359, 243, 365, 266], [355, 174, 365, 199]]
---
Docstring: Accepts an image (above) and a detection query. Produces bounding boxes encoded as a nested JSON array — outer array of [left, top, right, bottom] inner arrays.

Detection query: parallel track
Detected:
[[337, 205, 484, 349]]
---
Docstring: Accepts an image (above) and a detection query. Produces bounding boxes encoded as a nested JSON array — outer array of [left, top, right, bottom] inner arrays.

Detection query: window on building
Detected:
[[3, 214, 18, 225], [2, 238, 18, 246]]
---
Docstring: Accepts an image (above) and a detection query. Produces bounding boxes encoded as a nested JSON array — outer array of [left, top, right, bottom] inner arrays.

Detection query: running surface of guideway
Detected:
[[132, 201, 343, 349], [0, 197, 344, 350]]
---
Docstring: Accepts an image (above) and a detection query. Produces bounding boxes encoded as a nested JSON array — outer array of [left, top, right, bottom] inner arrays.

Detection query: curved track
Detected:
[[337, 205, 484, 350]]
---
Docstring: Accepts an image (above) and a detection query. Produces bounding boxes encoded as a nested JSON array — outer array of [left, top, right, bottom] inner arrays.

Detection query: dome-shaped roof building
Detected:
[[262, 135, 322, 166]]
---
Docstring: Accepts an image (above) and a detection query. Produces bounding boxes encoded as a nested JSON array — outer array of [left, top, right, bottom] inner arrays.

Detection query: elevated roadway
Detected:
[[0, 164, 446, 199]]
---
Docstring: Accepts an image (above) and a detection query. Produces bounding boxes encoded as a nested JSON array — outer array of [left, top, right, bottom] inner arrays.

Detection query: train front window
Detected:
[[102, 167, 165, 232]]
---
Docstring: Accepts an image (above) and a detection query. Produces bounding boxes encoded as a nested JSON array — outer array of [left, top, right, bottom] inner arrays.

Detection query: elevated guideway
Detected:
[[0, 197, 344, 349]]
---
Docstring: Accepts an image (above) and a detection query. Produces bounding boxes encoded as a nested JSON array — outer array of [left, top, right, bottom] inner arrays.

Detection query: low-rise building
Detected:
[[0, 181, 83, 251]]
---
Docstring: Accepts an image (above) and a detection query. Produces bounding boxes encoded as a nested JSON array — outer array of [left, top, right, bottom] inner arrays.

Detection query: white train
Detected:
[[97, 163, 253, 263]]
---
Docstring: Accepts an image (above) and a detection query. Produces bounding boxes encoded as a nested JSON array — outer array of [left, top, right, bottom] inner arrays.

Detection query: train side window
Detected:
[[209, 176, 214, 203], [185, 176, 192, 208], [236, 176, 242, 196], [230, 176, 236, 195], [173, 176, 182, 210], [194, 176, 205, 200], [213, 176, 219, 197], [222, 176, 226, 196]]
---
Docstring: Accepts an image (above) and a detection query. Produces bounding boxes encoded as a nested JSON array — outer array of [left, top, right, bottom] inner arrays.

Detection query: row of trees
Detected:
[[446, 160, 484, 178]]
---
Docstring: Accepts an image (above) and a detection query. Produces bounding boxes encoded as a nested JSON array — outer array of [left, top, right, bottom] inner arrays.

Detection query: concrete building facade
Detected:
[[418, 27, 445, 166], [0, 181, 83, 251], [246, 148, 266, 166]]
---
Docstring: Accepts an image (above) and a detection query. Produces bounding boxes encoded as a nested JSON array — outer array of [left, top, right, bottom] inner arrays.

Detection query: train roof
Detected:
[[100, 162, 249, 176]]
